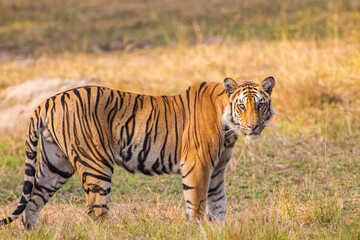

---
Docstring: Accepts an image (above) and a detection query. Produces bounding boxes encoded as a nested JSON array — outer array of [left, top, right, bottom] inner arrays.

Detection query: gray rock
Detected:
[[0, 78, 98, 137]]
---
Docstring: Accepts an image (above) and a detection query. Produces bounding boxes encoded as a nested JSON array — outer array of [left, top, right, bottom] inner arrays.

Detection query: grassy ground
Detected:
[[0, 0, 360, 239], [1, 0, 360, 55]]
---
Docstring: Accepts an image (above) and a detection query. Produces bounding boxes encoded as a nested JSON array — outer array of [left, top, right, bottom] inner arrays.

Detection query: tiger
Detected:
[[0, 76, 275, 228]]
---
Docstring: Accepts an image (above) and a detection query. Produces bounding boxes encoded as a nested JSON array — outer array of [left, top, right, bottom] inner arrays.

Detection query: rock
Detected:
[[0, 78, 98, 137]]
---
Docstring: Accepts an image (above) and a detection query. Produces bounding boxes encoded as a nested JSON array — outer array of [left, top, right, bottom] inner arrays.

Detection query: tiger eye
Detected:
[[238, 103, 246, 110]]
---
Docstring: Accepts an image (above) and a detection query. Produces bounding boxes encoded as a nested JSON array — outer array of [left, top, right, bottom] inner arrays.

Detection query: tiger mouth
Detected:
[[241, 131, 259, 136], [244, 132, 260, 139], [239, 124, 265, 138], [241, 129, 262, 139]]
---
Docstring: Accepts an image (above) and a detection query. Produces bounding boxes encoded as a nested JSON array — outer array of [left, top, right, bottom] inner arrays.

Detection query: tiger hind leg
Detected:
[[22, 136, 75, 229]]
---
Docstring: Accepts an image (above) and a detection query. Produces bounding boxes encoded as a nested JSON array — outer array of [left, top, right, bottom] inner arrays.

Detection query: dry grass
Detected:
[[1, 40, 360, 133]]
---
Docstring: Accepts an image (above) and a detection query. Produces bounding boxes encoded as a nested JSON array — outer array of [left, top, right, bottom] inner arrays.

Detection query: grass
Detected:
[[1, 0, 360, 55], [0, 41, 359, 239], [0, 131, 359, 239], [0, 0, 360, 239]]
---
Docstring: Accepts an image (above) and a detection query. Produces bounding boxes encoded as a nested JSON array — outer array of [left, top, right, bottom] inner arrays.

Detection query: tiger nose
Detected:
[[247, 124, 259, 130]]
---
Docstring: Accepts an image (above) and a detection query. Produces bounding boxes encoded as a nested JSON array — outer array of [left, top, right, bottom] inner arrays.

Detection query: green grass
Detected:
[[1, 0, 360, 55]]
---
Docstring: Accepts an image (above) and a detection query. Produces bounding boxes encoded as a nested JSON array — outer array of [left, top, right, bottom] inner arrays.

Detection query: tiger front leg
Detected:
[[206, 168, 227, 221], [74, 158, 113, 221], [82, 173, 112, 221], [180, 157, 212, 221]]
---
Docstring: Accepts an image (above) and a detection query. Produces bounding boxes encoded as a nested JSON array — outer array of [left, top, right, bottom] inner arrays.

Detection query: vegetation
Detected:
[[0, 0, 359, 239], [1, 0, 360, 56]]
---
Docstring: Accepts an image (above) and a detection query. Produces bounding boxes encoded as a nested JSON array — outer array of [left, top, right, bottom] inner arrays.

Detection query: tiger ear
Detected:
[[223, 78, 239, 97], [262, 76, 275, 96]]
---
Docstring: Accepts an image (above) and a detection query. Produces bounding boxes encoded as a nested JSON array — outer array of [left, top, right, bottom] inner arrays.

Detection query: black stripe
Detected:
[[27, 121, 38, 146], [61, 95, 69, 154], [12, 204, 27, 215], [25, 163, 36, 176], [211, 169, 223, 179], [177, 95, 186, 129], [83, 184, 111, 196], [92, 204, 109, 210], [45, 99, 50, 113], [120, 162, 135, 174], [25, 149, 37, 160], [209, 83, 220, 99], [23, 181, 33, 195], [82, 172, 112, 183], [199, 82, 207, 93], [73, 153, 110, 177], [182, 162, 196, 179], [168, 154, 173, 172], [192, 91, 201, 149], [41, 143, 73, 179], [213, 194, 225, 202], [32, 192, 47, 204], [125, 145, 133, 162], [160, 97, 170, 174], [183, 184, 195, 190], [138, 99, 155, 175], [19, 196, 27, 204], [186, 87, 191, 111], [85, 87, 92, 116], [107, 98, 118, 125], [124, 100, 137, 145], [151, 158, 163, 175], [73, 89, 84, 110], [208, 145, 215, 167], [34, 181, 57, 194], [50, 98, 61, 146], [153, 105, 160, 143], [172, 100, 179, 165], [208, 180, 224, 193], [208, 189, 223, 198], [105, 90, 114, 109], [217, 89, 226, 96]]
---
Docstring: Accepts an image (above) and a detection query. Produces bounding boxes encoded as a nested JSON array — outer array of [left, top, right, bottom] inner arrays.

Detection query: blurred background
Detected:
[[0, 0, 359, 238], [1, 0, 360, 55]]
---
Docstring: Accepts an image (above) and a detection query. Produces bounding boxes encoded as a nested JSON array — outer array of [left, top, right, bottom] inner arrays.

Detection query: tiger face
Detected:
[[223, 76, 276, 139]]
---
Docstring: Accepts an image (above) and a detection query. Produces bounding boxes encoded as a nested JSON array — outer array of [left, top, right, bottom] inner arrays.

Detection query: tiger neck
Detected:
[[222, 105, 240, 144], [218, 94, 240, 145]]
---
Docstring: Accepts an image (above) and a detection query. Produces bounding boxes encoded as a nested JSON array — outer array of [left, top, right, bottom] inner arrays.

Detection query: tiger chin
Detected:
[[0, 76, 275, 228]]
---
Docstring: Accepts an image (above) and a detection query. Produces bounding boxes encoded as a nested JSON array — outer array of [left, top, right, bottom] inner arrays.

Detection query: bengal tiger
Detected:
[[0, 76, 275, 228]]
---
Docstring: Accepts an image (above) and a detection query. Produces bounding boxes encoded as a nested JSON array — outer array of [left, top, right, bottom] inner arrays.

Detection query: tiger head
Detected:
[[223, 76, 276, 139]]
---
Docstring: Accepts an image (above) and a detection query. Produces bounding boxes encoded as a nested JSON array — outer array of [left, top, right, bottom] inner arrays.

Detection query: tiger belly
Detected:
[[114, 146, 181, 175]]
